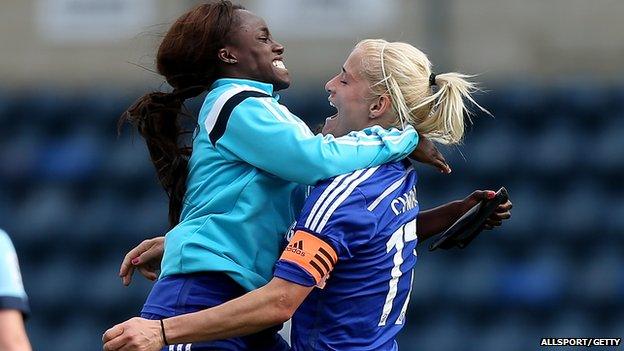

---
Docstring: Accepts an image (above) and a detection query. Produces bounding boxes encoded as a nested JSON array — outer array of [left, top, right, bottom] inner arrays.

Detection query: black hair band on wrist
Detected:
[[160, 319, 169, 345]]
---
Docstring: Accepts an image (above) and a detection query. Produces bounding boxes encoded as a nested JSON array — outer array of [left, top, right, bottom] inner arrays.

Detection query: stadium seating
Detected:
[[0, 84, 621, 351]]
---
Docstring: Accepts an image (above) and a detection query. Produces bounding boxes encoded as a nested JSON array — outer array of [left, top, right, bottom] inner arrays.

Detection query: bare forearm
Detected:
[[165, 281, 299, 344], [417, 200, 466, 241]]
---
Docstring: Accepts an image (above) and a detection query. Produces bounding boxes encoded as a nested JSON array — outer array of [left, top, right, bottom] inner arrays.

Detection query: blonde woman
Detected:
[[104, 39, 512, 351]]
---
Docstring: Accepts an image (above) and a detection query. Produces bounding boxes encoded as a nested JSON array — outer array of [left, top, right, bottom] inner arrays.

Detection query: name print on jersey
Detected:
[[391, 185, 418, 215]]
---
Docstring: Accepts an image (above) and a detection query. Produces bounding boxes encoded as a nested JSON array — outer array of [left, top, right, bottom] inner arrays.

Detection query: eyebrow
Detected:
[[342, 66, 350, 79], [259, 27, 269, 35]]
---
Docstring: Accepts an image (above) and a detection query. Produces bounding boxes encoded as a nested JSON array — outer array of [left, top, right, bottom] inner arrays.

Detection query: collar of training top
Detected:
[[211, 78, 279, 100]]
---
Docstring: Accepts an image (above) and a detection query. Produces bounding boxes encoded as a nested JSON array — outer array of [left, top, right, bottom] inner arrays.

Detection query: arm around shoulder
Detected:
[[164, 277, 312, 344], [214, 98, 419, 185]]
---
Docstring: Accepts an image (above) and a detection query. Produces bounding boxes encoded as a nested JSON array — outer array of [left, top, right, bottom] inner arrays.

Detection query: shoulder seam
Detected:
[[305, 167, 379, 233], [208, 90, 272, 145]]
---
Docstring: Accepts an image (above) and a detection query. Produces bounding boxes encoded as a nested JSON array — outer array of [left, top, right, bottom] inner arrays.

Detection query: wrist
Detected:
[[160, 314, 192, 345], [160, 319, 169, 346]]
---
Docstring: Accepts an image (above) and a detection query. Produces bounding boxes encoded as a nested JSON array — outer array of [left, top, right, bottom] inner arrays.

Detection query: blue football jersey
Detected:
[[274, 160, 419, 351]]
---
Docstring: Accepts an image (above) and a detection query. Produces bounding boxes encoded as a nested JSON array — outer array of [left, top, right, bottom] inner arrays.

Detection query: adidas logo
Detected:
[[285, 240, 305, 256], [292, 240, 304, 250]]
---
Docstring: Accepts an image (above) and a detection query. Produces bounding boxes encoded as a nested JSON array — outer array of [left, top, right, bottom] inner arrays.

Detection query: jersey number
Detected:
[[378, 218, 417, 326]]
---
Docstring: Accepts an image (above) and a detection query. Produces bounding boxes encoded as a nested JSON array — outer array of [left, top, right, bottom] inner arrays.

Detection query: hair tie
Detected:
[[170, 85, 206, 102], [429, 72, 437, 87]]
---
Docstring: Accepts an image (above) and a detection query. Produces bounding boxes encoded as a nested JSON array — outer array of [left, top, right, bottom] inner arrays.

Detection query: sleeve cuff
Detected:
[[273, 260, 316, 287], [0, 296, 30, 318]]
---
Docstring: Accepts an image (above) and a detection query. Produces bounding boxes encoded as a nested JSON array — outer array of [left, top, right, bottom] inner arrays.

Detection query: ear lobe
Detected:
[[369, 94, 391, 119], [217, 48, 238, 64]]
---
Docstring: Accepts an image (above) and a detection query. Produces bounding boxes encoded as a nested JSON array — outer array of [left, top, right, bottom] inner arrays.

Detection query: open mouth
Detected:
[[322, 99, 339, 135], [328, 98, 338, 114], [322, 113, 339, 135], [272, 59, 287, 70]]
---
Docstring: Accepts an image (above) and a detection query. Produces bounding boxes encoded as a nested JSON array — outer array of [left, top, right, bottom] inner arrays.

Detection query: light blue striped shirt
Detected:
[[0, 229, 29, 314]]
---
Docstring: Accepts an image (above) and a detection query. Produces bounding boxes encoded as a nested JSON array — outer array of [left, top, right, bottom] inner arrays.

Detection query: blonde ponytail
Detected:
[[417, 72, 489, 144], [356, 39, 489, 145]]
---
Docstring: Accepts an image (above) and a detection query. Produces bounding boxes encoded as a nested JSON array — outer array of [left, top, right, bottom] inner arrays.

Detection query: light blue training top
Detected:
[[160, 78, 419, 291], [0, 229, 29, 314]]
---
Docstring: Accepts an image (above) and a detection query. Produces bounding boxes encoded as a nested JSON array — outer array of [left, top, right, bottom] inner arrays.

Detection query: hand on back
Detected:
[[119, 237, 165, 286]]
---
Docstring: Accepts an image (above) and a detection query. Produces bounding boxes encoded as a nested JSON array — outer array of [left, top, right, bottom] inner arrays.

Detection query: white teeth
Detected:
[[329, 101, 335, 107], [272, 60, 286, 69]]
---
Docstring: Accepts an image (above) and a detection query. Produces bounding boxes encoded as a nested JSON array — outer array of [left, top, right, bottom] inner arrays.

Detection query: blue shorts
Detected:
[[141, 272, 290, 351]]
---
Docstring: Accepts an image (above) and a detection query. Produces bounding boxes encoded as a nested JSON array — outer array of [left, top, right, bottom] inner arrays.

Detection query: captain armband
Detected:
[[279, 230, 338, 288]]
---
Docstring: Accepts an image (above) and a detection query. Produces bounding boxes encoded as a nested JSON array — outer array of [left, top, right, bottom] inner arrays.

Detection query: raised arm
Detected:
[[213, 97, 420, 185], [416, 200, 466, 242], [417, 190, 513, 242]]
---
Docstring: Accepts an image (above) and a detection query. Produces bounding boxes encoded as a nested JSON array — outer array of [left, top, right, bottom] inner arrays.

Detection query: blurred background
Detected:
[[0, 0, 622, 350]]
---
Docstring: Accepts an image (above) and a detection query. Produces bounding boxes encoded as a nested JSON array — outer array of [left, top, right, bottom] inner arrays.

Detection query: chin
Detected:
[[321, 124, 332, 136], [322, 116, 346, 137], [273, 78, 291, 91]]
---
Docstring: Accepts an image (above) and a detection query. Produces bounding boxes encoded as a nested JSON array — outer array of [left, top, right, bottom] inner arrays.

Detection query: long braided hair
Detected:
[[119, 1, 244, 227]]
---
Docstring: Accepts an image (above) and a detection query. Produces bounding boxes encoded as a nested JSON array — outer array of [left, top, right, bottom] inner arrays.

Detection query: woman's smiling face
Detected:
[[225, 9, 291, 91], [322, 48, 377, 137]]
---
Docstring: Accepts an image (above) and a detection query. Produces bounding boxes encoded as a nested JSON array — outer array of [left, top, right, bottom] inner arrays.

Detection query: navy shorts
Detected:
[[141, 272, 290, 351]]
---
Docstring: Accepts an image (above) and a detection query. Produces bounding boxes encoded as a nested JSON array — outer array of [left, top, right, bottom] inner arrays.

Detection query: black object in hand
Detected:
[[429, 187, 509, 251]]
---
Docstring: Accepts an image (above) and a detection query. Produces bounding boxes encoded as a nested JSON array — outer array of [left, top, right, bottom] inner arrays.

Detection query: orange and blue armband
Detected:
[[279, 230, 338, 288]]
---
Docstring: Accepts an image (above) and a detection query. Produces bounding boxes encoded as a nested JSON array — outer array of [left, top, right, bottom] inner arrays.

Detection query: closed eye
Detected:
[[339, 69, 348, 85]]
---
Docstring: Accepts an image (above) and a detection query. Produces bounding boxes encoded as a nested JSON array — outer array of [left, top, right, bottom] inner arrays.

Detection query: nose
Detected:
[[325, 75, 338, 93], [273, 40, 284, 55]]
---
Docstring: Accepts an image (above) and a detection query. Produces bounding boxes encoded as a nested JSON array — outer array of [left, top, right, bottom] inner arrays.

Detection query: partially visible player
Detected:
[[103, 39, 512, 351], [0, 229, 32, 351]]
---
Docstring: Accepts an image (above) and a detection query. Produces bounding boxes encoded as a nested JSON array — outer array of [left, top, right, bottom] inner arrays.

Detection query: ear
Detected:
[[217, 47, 238, 64], [369, 94, 392, 119]]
